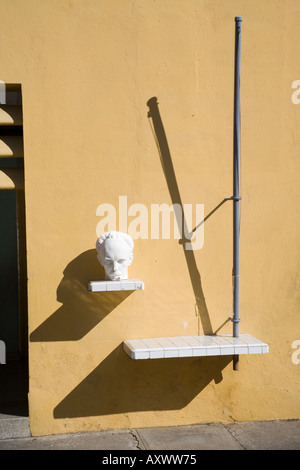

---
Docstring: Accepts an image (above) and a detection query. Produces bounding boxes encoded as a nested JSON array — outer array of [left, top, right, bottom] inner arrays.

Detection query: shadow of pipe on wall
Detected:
[[30, 249, 132, 342], [147, 97, 214, 336], [147, 97, 231, 337], [54, 344, 232, 418]]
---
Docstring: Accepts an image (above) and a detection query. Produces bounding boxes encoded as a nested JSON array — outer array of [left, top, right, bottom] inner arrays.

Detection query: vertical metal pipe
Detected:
[[233, 17, 242, 370]]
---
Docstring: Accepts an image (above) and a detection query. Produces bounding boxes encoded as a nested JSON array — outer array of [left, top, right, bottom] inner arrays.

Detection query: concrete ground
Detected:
[[0, 362, 299, 450], [0, 418, 299, 450]]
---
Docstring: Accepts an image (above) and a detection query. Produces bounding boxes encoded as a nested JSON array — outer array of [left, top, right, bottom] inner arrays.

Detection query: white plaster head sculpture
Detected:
[[96, 231, 134, 281]]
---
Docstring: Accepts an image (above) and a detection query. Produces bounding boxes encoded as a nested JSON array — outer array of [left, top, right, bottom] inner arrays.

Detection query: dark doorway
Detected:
[[0, 84, 28, 417]]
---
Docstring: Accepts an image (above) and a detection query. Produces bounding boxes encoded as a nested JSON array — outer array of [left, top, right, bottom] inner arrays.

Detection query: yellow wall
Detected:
[[0, 0, 300, 436]]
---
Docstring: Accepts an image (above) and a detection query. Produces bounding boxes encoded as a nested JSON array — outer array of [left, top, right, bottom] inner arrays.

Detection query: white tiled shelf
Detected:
[[88, 279, 144, 292], [123, 334, 269, 360]]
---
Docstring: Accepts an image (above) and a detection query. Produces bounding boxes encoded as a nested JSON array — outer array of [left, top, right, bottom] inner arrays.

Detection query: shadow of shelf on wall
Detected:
[[88, 279, 144, 292], [123, 334, 269, 360]]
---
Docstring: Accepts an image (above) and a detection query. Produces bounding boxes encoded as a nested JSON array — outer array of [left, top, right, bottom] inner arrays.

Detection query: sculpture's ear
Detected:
[[97, 252, 104, 267], [128, 253, 134, 266]]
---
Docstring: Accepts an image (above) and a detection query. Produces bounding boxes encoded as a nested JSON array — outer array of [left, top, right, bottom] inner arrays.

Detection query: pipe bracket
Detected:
[[230, 317, 241, 323], [224, 196, 242, 201]]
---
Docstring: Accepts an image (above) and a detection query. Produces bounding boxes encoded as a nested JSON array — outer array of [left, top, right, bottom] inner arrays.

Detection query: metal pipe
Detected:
[[233, 16, 242, 370]]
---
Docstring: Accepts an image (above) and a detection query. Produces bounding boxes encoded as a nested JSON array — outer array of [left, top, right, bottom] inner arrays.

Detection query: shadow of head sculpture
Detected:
[[30, 249, 132, 342]]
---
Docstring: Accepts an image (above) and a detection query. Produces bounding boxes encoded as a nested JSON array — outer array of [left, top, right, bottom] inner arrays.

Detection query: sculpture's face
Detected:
[[99, 238, 133, 281]]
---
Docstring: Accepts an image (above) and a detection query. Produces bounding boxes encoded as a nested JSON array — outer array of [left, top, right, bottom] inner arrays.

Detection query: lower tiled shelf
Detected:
[[123, 334, 269, 360]]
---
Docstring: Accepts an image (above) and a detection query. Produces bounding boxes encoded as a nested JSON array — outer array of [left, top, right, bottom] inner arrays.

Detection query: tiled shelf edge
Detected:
[[88, 279, 144, 292], [123, 334, 269, 360]]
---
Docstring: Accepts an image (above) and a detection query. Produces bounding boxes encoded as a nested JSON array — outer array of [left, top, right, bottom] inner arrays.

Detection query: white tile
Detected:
[[219, 336, 242, 345], [220, 345, 235, 355], [155, 337, 176, 349], [239, 335, 261, 346], [193, 336, 217, 346], [209, 337, 234, 354], [141, 338, 164, 353], [178, 348, 193, 357], [234, 346, 249, 355], [236, 335, 257, 346], [183, 337, 202, 347], [183, 337, 207, 357], [107, 282, 120, 291], [123, 341, 149, 359], [150, 350, 165, 359], [123, 334, 269, 360], [192, 347, 207, 357], [206, 347, 221, 356], [212, 336, 233, 346], [164, 349, 179, 358], [122, 341, 132, 357], [155, 338, 179, 357], [248, 346, 263, 354], [219, 336, 249, 354], [133, 350, 150, 360], [168, 337, 193, 355], [130, 339, 149, 349], [88, 281, 104, 292], [88, 279, 144, 292], [124, 339, 147, 352], [120, 281, 131, 291]]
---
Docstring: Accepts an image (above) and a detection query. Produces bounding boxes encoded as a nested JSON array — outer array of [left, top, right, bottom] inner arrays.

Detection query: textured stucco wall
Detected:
[[0, 0, 299, 436]]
